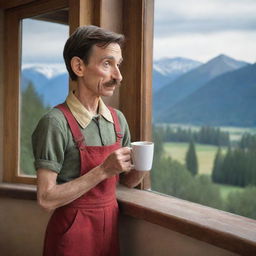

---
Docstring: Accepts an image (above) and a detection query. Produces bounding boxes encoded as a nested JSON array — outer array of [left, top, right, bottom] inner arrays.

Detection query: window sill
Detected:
[[0, 182, 36, 200], [117, 185, 256, 256], [1, 182, 255, 255]]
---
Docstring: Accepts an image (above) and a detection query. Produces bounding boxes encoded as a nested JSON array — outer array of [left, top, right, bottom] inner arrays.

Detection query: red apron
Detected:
[[43, 104, 122, 256]]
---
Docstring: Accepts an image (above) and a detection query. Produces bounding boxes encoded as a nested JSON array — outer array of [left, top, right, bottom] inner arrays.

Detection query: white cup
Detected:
[[131, 141, 154, 171]]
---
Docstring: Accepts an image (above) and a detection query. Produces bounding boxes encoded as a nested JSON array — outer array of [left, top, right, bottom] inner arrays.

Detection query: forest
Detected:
[[158, 125, 230, 146], [151, 126, 256, 220], [20, 83, 50, 175]]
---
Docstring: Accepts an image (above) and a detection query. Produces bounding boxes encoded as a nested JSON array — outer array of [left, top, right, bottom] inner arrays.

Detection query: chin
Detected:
[[102, 91, 114, 97], [101, 86, 115, 96]]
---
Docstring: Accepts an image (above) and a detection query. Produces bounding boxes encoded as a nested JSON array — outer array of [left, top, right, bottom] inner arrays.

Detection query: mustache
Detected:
[[103, 79, 121, 87]]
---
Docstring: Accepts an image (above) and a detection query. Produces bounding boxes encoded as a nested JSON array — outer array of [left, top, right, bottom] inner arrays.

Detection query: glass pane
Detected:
[[152, 0, 256, 220], [20, 16, 69, 176]]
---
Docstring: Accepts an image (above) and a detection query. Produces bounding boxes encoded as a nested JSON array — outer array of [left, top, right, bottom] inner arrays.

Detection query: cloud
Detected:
[[154, 0, 256, 36], [155, 18, 256, 37], [153, 31, 256, 63], [153, 0, 256, 62], [22, 19, 69, 64]]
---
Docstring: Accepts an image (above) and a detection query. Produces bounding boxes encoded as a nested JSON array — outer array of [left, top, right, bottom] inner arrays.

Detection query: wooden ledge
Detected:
[[0, 182, 36, 200], [117, 185, 256, 256], [1, 182, 255, 255]]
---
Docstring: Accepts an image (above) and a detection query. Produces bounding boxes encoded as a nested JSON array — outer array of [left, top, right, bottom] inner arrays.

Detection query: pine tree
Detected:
[[185, 141, 198, 176], [20, 82, 50, 175], [152, 125, 164, 162], [212, 147, 223, 183], [220, 146, 234, 185]]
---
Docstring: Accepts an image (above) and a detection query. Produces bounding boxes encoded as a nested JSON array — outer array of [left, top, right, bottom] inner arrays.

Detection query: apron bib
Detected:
[[43, 104, 122, 256]]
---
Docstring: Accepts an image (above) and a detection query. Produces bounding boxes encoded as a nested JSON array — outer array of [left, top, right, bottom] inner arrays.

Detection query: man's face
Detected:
[[81, 43, 123, 97]]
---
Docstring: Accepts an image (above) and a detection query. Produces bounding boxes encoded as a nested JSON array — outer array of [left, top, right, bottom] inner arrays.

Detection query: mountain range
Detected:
[[153, 57, 202, 92], [154, 54, 248, 115], [21, 64, 69, 107], [153, 54, 255, 126], [21, 54, 255, 127], [157, 63, 256, 126]]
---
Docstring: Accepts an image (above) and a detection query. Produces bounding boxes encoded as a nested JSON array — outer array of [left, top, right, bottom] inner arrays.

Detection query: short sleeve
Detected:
[[32, 115, 67, 173], [116, 110, 131, 147]]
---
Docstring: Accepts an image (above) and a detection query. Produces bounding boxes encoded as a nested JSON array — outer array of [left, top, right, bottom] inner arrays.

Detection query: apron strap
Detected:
[[55, 103, 85, 149], [108, 107, 123, 143], [55, 104, 123, 147]]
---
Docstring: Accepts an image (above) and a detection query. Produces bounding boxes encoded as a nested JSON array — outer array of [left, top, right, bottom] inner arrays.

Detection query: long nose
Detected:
[[112, 66, 123, 82]]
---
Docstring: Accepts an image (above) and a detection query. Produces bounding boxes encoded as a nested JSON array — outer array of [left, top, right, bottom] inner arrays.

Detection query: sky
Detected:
[[153, 0, 256, 63], [22, 19, 69, 65], [22, 0, 256, 65]]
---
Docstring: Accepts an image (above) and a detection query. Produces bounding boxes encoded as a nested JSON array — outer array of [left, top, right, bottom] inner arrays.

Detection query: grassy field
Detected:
[[163, 142, 244, 201], [158, 124, 254, 201], [216, 184, 243, 201], [163, 142, 227, 175], [163, 142, 244, 200]]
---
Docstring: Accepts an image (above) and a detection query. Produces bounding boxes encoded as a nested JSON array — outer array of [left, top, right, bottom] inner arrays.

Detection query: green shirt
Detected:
[[32, 105, 130, 184]]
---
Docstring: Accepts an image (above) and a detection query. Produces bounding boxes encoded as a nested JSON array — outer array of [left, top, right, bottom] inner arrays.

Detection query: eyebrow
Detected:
[[101, 56, 123, 63]]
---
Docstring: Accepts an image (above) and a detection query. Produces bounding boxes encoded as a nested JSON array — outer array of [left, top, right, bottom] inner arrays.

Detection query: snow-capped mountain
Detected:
[[153, 57, 202, 76], [21, 63, 69, 107], [158, 63, 256, 126], [154, 54, 250, 125], [22, 63, 67, 79], [153, 57, 202, 92]]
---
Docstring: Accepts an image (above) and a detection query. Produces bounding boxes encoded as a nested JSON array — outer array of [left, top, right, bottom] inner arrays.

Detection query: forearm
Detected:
[[37, 166, 107, 211], [120, 169, 146, 188], [37, 147, 132, 211]]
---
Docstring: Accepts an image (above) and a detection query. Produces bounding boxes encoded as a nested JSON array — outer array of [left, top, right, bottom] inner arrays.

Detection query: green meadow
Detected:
[[164, 142, 227, 175], [163, 142, 243, 201], [216, 184, 243, 201], [162, 124, 256, 174], [154, 125, 256, 218]]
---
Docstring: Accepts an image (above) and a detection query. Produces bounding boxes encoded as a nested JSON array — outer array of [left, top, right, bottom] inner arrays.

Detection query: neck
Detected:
[[74, 86, 100, 116]]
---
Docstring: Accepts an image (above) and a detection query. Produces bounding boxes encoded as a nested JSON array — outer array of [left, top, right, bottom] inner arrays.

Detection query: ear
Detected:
[[70, 56, 85, 78]]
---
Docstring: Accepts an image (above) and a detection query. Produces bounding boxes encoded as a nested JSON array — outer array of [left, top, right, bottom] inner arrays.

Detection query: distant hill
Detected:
[[154, 54, 249, 117], [157, 63, 256, 126], [21, 64, 69, 107], [21, 68, 49, 93], [153, 57, 202, 92]]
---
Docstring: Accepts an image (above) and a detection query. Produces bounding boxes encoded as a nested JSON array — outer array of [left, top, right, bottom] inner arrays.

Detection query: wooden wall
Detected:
[[0, 198, 50, 256], [0, 197, 238, 256], [0, 9, 3, 182], [120, 215, 238, 256]]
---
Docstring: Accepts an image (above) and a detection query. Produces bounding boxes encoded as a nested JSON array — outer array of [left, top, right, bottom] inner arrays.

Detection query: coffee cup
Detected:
[[131, 141, 154, 171]]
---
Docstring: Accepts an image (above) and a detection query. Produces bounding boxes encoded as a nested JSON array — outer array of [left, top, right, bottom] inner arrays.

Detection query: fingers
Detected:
[[102, 147, 133, 176], [121, 160, 133, 172], [120, 154, 131, 162], [117, 147, 133, 172], [117, 147, 132, 155], [114, 147, 132, 161]]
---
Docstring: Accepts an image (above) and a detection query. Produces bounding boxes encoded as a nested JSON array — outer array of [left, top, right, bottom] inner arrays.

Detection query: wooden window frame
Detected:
[[120, 0, 154, 189], [2, 0, 153, 186], [3, 0, 100, 184]]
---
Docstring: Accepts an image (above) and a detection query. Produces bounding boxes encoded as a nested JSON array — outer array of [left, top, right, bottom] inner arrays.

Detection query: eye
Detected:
[[103, 61, 110, 67]]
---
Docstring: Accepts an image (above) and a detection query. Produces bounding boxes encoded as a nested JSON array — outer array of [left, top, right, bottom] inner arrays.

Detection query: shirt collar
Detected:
[[66, 91, 113, 128]]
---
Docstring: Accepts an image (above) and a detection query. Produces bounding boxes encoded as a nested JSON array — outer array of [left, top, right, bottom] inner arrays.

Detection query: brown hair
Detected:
[[63, 25, 125, 81]]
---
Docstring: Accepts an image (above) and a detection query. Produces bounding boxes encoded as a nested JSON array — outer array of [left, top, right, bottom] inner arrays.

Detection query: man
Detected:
[[32, 25, 146, 256]]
